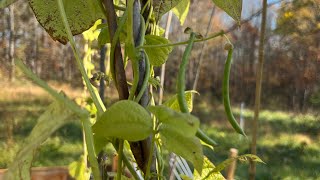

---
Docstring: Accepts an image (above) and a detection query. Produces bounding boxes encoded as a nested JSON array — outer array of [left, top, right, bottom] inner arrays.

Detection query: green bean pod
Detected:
[[177, 32, 218, 146], [223, 47, 246, 136]]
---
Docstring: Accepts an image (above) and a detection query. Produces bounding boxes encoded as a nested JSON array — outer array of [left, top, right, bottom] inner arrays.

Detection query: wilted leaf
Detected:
[[211, 0, 242, 24], [29, 0, 104, 44], [4, 99, 75, 179], [92, 100, 153, 141], [163, 90, 197, 113], [144, 35, 173, 66], [148, 105, 199, 137], [172, 0, 190, 25]]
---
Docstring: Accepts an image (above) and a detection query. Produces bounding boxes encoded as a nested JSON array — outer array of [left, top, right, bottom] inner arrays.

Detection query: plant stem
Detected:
[[57, 0, 105, 116], [145, 132, 155, 179], [122, 154, 141, 180], [129, 60, 140, 100], [82, 117, 102, 180], [135, 51, 150, 103], [138, 31, 224, 49], [117, 140, 124, 180], [57, 1, 102, 180]]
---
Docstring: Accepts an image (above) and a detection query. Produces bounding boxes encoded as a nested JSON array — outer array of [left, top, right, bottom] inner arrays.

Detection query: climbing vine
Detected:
[[1, 0, 264, 179]]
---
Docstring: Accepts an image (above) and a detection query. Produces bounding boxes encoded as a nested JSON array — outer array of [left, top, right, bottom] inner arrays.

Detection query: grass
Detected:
[[1, 81, 320, 179], [193, 96, 320, 179]]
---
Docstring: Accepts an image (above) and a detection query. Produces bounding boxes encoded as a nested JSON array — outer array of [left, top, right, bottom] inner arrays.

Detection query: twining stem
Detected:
[[117, 140, 124, 180], [129, 15, 146, 100], [135, 51, 150, 103], [138, 31, 224, 49], [110, 10, 128, 88], [57, 0, 105, 116], [129, 60, 140, 100]]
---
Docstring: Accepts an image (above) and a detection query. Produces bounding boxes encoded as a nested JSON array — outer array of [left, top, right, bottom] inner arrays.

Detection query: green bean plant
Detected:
[[1, 0, 264, 179]]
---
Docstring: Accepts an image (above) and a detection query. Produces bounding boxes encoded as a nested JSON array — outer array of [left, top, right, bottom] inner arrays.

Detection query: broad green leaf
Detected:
[[153, 0, 183, 21], [29, 0, 104, 44], [172, 0, 190, 25], [148, 105, 199, 137], [160, 126, 203, 173], [211, 0, 242, 24], [0, 0, 17, 9], [4, 99, 75, 179], [69, 156, 91, 180], [163, 90, 197, 113], [144, 35, 173, 66], [194, 157, 225, 180], [92, 100, 153, 141]]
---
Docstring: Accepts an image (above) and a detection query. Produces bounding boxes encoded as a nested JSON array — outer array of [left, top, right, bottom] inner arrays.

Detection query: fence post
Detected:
[[227, 148, 238, 180]]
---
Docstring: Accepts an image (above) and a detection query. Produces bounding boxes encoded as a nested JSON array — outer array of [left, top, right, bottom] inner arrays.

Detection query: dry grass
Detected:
[[0, 80, 85, 102]]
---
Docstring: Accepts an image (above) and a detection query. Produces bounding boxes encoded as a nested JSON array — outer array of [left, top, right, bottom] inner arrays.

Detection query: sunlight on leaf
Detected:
[[93, 100, 153, 141], [29, 0, 104, 44], [69, 156, 91, 180], [143, 35, 173, 66], [148, 105, 200, 136], [153, 0, 184, 21], [172, 0, 190, 25], [194, 157, 225, 180], [211, 0, 242, 24], [163, 90, 197, 113]]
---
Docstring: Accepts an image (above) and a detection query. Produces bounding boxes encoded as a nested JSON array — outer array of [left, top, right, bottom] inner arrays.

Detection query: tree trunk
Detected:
[[8, 5, 15, 82]]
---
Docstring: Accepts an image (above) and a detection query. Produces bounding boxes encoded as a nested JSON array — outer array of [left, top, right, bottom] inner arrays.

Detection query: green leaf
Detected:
[[148, 105, 203, 173], [4, 99, 75, 179], [211, 0, 242, 24], [163, 90, 197, 113], [92, 100, 153, 141], [153, 0, 183, 21], [68, 156, 91, 180], [0, 0, 17, 9], [148, 105, 199, 136], [98, 27, 111, 47], [160, 127, 203, 173], [194, 157, 224, 180], [144, 35, 173, 66], [29, 0, 104, 44], [172, 0, 190, 25]]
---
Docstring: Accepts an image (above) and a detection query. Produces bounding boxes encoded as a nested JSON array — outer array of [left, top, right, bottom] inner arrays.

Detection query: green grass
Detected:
[[1, 83, 320, 179], [193, 99, 320, 179]]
